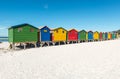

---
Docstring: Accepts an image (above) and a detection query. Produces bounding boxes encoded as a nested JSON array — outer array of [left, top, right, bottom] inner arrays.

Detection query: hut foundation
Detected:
[[23, 43, 26, 50], [64, 41, 66, 44]]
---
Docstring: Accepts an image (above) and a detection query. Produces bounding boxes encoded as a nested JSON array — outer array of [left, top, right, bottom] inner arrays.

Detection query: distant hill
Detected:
[[112, 29, 120, 35], [117, 29, 120, 34]]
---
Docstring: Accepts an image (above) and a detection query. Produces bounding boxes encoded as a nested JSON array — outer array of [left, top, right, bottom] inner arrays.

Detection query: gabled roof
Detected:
[[79, 30, 86, 33], [53, 27, 67, 31], [88, 31, 93, 33], [8, 23, 39, 29], [94, 31, 99, 33], [39, 26, 50, 30], [108, 32, 112, 34], [68, 29, 78, 32]]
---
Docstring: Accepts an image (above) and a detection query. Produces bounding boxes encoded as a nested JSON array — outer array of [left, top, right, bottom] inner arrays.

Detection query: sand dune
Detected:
[[0, 39, 120, 79]]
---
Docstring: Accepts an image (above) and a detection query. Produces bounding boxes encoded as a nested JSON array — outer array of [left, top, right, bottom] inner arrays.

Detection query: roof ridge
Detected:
[[8, 23, 39, 29]]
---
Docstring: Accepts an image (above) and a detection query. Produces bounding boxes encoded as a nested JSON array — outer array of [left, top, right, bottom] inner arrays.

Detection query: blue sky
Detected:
[[0, 0, 120, 36]]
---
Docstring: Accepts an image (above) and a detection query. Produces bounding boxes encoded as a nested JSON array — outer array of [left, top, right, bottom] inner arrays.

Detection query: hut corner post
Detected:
[[9, 42, 15, 50], [67, 41, 69, 44], [11, 43, 15, 50], [34, 42, 37, 48], [23, 43, 26, 50], [64, 41, 66, 44], [46, 42, 49, 46], [53, 42, 55, 46]]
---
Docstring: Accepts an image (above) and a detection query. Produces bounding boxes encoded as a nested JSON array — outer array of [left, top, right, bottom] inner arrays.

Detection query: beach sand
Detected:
[[0, 39, 120, 79]]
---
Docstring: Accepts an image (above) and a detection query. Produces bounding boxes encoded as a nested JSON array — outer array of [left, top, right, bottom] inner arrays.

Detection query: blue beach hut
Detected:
[[88, 31, 93, 41], [39, 26, 51, 42], [105, 32, 108, 40]]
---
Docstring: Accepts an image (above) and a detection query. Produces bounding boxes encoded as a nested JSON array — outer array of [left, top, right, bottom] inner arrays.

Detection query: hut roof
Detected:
[[53, 27, 67, 31], [39, 26, 50, 30], [9, 23, 39, 29], [79, 30, 86, 33], [68, 29, 78, 32], [88, 31, 93, 33], [94, 31, 99, 33]]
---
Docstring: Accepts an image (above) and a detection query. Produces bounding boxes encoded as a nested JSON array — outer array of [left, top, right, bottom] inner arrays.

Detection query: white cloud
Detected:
[[0, 27, 7, 29], [0, 25, 9, 29]]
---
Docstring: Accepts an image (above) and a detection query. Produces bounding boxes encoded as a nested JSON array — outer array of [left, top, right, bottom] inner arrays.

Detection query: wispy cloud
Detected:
[[0, 27, 8, 36], [0, 27, 7, 29], [0, 25, 8, 29]]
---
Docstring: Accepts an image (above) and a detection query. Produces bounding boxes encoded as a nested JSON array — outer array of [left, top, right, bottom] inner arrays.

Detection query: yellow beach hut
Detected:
[[108, 32, 111, 40], [86, 32, 88, 41], [116, 33, 119, 39], [93, 31, 99, 41], [52, 27, 67, 42]]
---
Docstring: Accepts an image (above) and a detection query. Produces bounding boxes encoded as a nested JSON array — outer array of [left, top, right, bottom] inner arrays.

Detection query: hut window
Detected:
[[30, 28, 34, 32], [44, 30, 47, 32], [56, 30, 58, 33], [62, 31, 64, 33], [18, 28, 22, 32]]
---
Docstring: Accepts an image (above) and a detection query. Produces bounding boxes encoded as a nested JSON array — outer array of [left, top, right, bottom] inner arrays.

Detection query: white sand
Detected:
[[0, 42, 9, 49], [0, 42, 10, 54], [0, 39, 120, 79]]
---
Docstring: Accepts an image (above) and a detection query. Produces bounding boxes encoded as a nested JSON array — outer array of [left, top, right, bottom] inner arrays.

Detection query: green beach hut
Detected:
[[86, 32, 88, 41], [112, 33, 115, 39], [8, 23, 39, 49], [78, 30, 87, 42], [102, 32, 105, 40]]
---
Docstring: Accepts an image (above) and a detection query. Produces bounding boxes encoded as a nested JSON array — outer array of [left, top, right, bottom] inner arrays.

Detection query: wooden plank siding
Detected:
[[88, 31, 93, 41], [93, 31, 99, 41], [99, 32, 103, 41], [79, 30, 87, 41], [52, 27, 67, 42], [108, 32, 111, 40], [8, 24, 39, 43], [40, 26, 51, 42], [67, 29, 78, 41]]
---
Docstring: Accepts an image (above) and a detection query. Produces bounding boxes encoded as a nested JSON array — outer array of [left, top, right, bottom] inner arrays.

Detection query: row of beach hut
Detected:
[[8, 23, 119, 49]]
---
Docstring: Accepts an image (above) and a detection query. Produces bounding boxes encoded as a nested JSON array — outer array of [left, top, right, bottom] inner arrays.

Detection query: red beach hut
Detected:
[[67, 29, 78, 41], [99, 32, 103, 41]]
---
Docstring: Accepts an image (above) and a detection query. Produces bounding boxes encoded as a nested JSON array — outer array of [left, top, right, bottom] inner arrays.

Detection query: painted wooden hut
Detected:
[[108, 32, 111, 40], [112, 33, 115, 39], [67, 29, 78, 42], [52, 27, 67, 42], [114, 33, 117, 39], [105, 32, 108, 40], [102, 32, 105, 40], [88, 31, 93, 41], [86, 32, 88, 41], [93, 31, 99, 41], [116, 33, 119, 38], [8, 23, 39, 49], [78, 30, 87, 42], [99, 32, 103, 41], [39, 26, 51, 42], [110, 33, 112, 39]]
